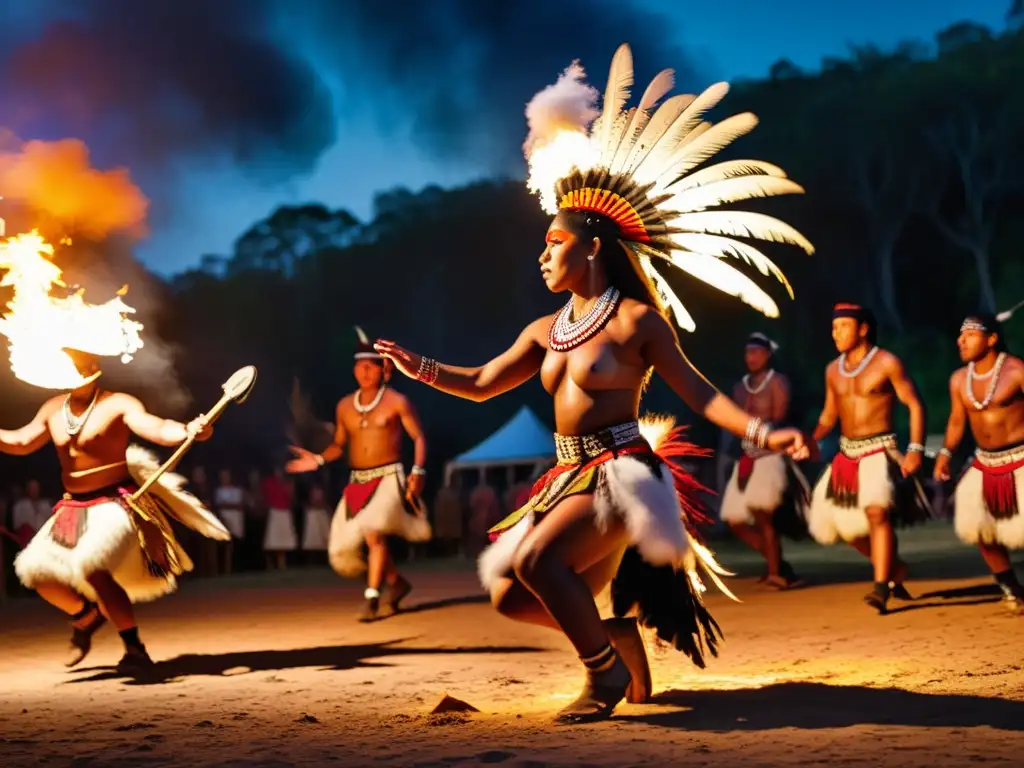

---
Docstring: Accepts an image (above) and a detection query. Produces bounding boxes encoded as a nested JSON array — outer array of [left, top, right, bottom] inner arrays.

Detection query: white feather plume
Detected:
[[666, 176, 805, 212], [598, 44, 634, 154], [668, 159, 788, 191], [660, 250, 781, 318], [669, 232, 794, 297], [668, 211, 816, 255]]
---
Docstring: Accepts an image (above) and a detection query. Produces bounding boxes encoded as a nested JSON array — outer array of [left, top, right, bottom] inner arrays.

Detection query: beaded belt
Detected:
[[975, 443, 1024, 468], [554, 421, 641, 465], [349, 462, 403, 484], [838, 433, 896, 458]]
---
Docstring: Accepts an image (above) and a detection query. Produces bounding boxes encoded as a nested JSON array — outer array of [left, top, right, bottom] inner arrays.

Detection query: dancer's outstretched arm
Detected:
[[121, 395, 212, 446], [0, 398, 58, 456], [375, 316, 550, 403], [638, 306, 809, 459]]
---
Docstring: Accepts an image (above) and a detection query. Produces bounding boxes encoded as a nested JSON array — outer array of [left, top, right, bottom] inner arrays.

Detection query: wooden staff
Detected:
[[129, 365, 258, 501]]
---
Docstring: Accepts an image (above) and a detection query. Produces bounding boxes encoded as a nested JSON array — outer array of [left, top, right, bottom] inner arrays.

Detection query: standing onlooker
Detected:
[[244, 469, 266, 572], [301, 485, 331, 565], [214, 469, 246, 575], [262, 468, 297, 570], [10, 479, 51, 547]]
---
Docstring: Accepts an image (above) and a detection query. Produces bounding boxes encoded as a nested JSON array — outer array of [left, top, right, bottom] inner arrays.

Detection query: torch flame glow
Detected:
[[0, 230, 144, 390], [526, 131, 600, 215]]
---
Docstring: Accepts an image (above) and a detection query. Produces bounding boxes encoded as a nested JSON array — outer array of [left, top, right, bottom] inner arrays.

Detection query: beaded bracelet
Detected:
[[744, 417, 771, 450], [906, 442, 924, 454], [415, 356, 440, 385]]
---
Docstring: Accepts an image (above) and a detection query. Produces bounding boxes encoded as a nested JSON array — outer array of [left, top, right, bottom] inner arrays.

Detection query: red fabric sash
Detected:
[[973, 455, 1024, 520], [343, 477, 384, 517], [827, 447, 886, 507], [736, 454, 756, 492], [49, 486, 135, 549]]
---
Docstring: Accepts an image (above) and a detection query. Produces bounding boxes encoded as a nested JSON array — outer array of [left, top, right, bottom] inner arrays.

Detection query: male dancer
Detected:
[[7, 349, 226, 670], [288, 327, 430, 620], [720, 333, 808, 587], [934, 313, 1024, 613], [808, 303, 931, 613]]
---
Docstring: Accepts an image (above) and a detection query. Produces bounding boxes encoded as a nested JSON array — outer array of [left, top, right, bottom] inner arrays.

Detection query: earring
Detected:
[[587, 254, 595, 262]]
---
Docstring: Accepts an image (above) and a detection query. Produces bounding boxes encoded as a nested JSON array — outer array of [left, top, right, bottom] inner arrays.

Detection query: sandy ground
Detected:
[[1, 522, 1023, 767]]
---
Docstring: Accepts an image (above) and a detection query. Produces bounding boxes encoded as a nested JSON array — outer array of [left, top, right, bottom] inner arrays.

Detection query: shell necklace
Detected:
[[548, 286, 621, 353], [838, 346, 879, 378], [63, 390, 99, 437], [354, 385, 386, 428], [742, 369, 775, 395], [966, 352, 1006, 411]]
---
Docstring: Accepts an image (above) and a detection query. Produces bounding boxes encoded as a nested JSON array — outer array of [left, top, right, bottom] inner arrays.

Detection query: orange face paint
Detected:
[[546, 228, 572, 244]]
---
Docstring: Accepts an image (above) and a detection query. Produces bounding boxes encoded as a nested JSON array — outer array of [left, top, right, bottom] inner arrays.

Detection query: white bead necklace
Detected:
[[838, 346, 879, 378], [742, 369, 775, 395], [354, 385, 387, 427], [63, 390, 99, 437], [966, 352, 1006, 411], [548, 286, 621, 353]]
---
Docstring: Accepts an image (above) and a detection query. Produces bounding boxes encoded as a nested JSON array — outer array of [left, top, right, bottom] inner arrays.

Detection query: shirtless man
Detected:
[[288, 327, 430, 621], [934, 314, 1024, 613], [8, 349, 224, 670], [720, 333, 807, 588], [808, 303, 931, 614]]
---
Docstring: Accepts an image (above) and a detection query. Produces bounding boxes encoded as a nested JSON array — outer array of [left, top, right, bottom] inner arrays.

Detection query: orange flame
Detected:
[[0, 137, 148, 239], [0, 230, 144, 390]]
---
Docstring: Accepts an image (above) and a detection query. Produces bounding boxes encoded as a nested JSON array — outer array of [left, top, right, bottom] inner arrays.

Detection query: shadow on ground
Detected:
[[65, 638, 544, 686], [619, 681, 1024, 731]]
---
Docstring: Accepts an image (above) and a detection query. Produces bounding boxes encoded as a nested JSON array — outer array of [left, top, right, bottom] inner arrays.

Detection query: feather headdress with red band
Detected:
[[523, 44, 814, 332]]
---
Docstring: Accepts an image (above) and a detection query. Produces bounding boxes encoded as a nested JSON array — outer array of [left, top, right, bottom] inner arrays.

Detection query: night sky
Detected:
[[0, 0, 1008, 276]]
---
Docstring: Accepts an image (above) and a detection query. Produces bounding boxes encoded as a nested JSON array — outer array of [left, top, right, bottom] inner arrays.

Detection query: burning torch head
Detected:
[[0, 231, 144, 391]]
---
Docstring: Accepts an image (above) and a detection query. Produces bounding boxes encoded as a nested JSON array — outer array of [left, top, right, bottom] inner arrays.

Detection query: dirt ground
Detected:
[[1, 521, 1022, 767]]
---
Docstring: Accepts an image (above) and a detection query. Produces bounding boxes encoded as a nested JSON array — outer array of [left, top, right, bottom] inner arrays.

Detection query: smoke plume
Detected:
[[0, 0, 698, 186], [523, 62, 601, 157]]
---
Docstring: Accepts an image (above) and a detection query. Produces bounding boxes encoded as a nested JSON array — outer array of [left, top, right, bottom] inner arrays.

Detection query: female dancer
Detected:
[[376, 44, 813, 723]]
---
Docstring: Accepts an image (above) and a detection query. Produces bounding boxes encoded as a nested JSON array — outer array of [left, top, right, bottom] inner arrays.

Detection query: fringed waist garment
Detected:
[[971, 443, 1024, 521], [480, 416, 731, 669]]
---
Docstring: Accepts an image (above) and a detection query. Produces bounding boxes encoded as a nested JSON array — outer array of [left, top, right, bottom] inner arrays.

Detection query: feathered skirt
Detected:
[[329, 462, 431, 577], [15, 445, 230, 603], [808, 433, 932, 544], [719, 449, 811, 539], [954, 442, 1024, 549], [479, 416, 731, 668]]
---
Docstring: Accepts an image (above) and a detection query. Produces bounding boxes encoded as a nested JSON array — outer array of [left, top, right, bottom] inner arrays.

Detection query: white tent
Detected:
[[444, 405, 555, 484]]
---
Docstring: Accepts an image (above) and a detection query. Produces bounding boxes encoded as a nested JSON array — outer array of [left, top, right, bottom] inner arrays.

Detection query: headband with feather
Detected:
[[523, 44, 813, 332], [353, 325, 381, 361]]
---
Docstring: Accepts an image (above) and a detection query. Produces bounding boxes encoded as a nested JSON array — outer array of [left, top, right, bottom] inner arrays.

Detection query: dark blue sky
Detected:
[[0, 0, 1008, 275]]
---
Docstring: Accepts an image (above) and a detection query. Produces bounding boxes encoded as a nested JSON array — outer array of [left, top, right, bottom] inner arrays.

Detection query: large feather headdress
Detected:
[[524, 44, 813, 331]]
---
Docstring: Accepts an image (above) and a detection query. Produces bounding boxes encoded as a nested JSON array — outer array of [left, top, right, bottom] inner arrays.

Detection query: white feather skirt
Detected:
[[478, 453, 688, 592], [14, 444, 228, 603], [955, 461, 1024, 549], [719, 454, 788, 525], [807, 451, 892, 544], [328, 471, 431, 578]]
